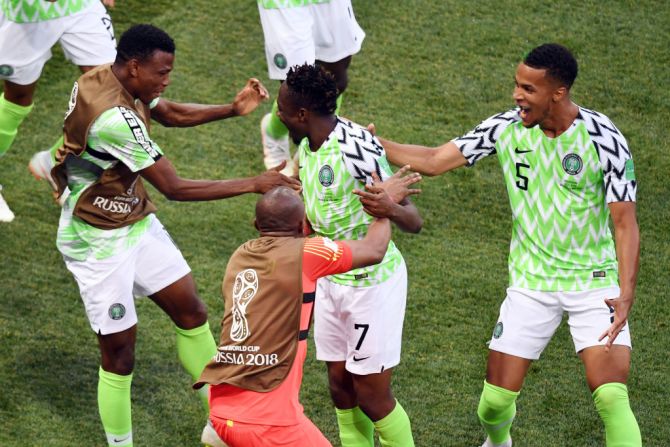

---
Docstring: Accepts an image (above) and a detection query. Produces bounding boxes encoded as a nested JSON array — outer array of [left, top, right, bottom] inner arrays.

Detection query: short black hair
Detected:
[[524, 43, 578, 88], [285, 63, 338, 116], [115, 24, 175, 63]]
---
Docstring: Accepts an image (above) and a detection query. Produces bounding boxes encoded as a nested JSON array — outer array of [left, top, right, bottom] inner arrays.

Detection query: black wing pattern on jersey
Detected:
[[337, 118, 386, 183], [452, 109, 520, 166], [578, 107, 636, 202]]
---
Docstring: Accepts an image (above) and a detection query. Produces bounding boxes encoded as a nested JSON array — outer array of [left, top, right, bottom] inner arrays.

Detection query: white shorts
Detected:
[[63, 217, 191, 335], [0, 1, 116, 85], [488, 286, 632, 360], [258, 0, 365, 80], [314, 260, 407, 375]]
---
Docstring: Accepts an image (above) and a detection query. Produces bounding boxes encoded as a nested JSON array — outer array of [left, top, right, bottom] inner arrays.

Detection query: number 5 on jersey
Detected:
[[515, 162, 530, 191]]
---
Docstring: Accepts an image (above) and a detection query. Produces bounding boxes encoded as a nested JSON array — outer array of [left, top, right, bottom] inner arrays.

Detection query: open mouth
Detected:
[[518, 105, 530, 120]]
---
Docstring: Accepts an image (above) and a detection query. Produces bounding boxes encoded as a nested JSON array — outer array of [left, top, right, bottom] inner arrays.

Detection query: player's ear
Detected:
[[553, 85, 568, 102], [128, 58, 140, 78], [298, 107, 308, 123]]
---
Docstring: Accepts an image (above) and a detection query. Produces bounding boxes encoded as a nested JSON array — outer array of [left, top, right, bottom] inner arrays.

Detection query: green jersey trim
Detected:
[[1, 0, 95, 23]]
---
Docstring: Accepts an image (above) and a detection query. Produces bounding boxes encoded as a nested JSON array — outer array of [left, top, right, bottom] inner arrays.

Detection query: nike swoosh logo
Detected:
[[113, 436, 130, 443], [514, 147, 532, 154], [353, 356, 370, 362]]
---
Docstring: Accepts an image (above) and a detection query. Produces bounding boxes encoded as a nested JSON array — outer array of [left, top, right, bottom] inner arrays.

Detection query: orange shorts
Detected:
[[210, 413, 331, 447]]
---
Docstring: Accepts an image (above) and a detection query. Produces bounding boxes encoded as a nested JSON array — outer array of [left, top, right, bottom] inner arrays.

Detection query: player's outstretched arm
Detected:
[[381, 138, 467, 176], [345, 218, 392, 269], [370, 121, 467, 176], [140, 158, 300, 201], [150, 78, 269, 127], [599, 201, 640, 351]]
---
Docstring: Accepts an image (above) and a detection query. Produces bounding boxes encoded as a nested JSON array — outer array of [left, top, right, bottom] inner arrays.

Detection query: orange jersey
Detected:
[[209, 237, 353, 426]]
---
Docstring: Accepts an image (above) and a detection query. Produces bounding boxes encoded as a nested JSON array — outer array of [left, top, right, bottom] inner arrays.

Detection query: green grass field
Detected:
[[1, 1, 669, 445]]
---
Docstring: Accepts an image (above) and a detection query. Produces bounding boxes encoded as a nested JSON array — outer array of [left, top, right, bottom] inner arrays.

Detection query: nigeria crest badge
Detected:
[[319, 165, 334, 187], [562, 153, 583, 175]]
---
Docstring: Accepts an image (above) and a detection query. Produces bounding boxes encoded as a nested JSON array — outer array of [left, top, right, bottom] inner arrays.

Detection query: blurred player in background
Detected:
[[377, 43, 641, 447], [278, 63, 422, 447], [0, 0, 117, 221], [257, 0, 365, 176]]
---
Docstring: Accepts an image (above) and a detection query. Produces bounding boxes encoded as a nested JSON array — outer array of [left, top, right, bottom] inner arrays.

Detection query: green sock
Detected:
[[175, 321, 217, 411], [0, 94, 33, 155], [477, 380, 519, 445], [98, 367, 133, 447], [335, 406, 374, 447], [266, 100, 288, 139], [593, 382, 641, 447], [373, 400, 415, 447], [48, 135, 64, 162], [335, 93, 344, 115]]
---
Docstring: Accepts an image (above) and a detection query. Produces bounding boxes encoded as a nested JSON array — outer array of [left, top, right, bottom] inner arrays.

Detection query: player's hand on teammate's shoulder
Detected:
[[365, 166, 421, 204], [232, 78, 270, 117], [354, 187, 397, 218], [354, 169, 419, 218], [254, 161, 302, 193]]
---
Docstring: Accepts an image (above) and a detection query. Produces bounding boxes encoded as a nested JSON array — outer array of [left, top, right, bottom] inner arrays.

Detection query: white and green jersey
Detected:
[[453, 106, 636, 291], [57, 102, 163, 261], [0, 0, 95, 23], [257, 0, 329, 10], [299, 117, 403, 286]]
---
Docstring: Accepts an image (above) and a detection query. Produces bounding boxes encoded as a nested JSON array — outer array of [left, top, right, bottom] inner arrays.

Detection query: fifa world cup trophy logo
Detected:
[[230, 269, 259, 342]]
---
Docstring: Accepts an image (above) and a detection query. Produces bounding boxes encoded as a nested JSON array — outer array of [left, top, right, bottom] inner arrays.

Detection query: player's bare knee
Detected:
[[357, 392, 395, 422], [101, 349, 135, 375], [327, 370, 357, 407], [3, 88, 34, 106], [174, 302, 208, 330]]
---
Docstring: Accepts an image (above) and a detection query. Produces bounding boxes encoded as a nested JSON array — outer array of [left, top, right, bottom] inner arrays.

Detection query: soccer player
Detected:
[[0, 0, 117, 221], [277, 63, 422, 447], [52, 24, 300, 447], [257, 0, 365, 176], [196, 180, 419, 447], [376, 43, 641, 446]]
